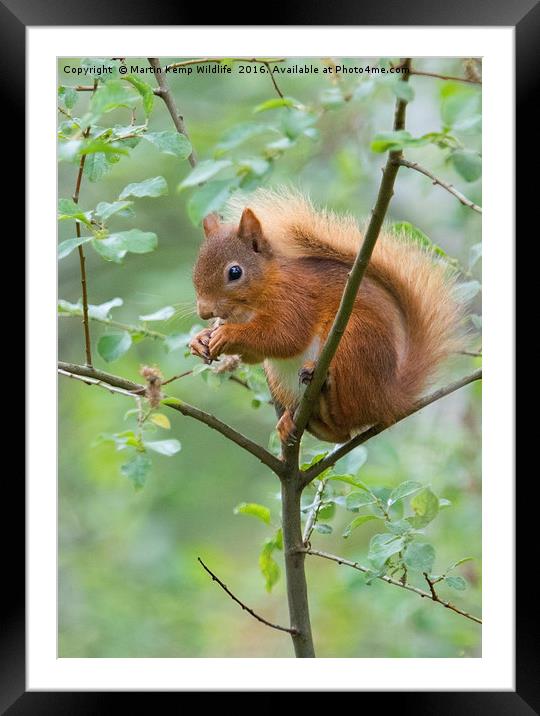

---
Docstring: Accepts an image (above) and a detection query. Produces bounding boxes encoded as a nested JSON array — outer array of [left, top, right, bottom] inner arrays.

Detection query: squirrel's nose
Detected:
[[197, 299, 214, 320]]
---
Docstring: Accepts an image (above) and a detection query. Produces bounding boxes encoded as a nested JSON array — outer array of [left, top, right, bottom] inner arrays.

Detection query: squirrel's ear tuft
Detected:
[[238, 208, 271, 255], [202, 212, 220, 238]]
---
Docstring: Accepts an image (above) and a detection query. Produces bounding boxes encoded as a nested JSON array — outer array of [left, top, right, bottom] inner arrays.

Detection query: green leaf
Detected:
[[186, 180, 234, 226], [408, 488, 440, 528], [368, 534, 405, 570], [370, 130, 430, 153], [236, 157, 270, 177], [453, 114, 482, 134], [143, 131, 192, 158], [391, 80, 414, 102], [346, 491, 377, 511], [139, 306, 175, 321], [83, 152, 110, 182], [94, 200, 134, 222], [124, 74, 155, 115], [58, 198, 92, 225], [145, 439, 181, 456], [121, 452, 152, 490], [450, 149, 482, 182], [97, 331, 132, 362], [253, 96, 297, 113], [150, 413, 171, 430], [58, 85, 78, 110], [440, 84, 480, 128], [282, 109, 318, 140], [388, 480, 423, 506], [164, 332, 191, 353], [386, 519, 414, 536], [88, 297, 123, 320], [259, 539, 280, 592], [343, 514, 381, 539], [58, 236, 93, 259], [404, 542, 436, 573], [58, 138, 84, 162], [444, 575, 467, 591], [215, 122, 275, 154], [314, 523, 333, 534], [334, 446, 368, 475], [319, 87, 345, 109], [119, 176, 168, 200], [110, 229, 158, 254], [92, 235, 127, 263], [89, 80, 138, 118], [80, 138, 129, 156], [328, 474, 371, 492], [179, 160, 232, 189], [233, 502, 271, 525]]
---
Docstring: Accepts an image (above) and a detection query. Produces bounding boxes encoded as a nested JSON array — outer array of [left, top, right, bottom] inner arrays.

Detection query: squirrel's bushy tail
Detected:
[[225, 188, 466, 407], [367, 231, 465, 413]]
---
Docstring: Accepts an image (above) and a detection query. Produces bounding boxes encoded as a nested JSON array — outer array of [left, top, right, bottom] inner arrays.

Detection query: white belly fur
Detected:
[[265, 337, 321, 403]]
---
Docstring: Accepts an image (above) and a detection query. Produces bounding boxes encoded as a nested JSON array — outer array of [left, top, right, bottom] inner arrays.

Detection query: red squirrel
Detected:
[[189, 189, 464, 444]]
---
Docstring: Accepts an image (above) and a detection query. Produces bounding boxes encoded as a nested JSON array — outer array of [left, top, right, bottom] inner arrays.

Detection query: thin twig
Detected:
[[165, 57, 285, 70], [59, 311, 166, 340], [395, 158, 482, 213], [72, 79, 98, 366], [264, 61, 285, 98], [198, 557, 298, 635], [57, 361, 284, 476], [161, 370, 193, 386], [302, 478, 327, 545], [288, 58, 413, 460], [409, 69, 481, 85], [148, 57, 197, 167], [304, 369, 482, 483], [305, 549, 481, 624]]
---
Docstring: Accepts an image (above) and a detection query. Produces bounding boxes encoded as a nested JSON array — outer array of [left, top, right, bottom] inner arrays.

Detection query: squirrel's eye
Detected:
[[228, 265, 243, 281]]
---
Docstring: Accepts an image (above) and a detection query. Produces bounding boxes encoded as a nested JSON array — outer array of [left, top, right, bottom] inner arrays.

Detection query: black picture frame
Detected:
[[12, 0, 527, 710]]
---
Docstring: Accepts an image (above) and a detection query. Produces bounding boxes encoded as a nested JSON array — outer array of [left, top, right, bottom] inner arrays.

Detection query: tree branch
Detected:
[[306, 548, 481, 624], [72, 79, 98, 366], [148, 57, 197, 167], [197, 557, 298, 635], [289, 58, 413, 456], [303, 369, 482, 483], [57, 361, 284, 476], [395, 158, 482, 214], [165, 57, 285, 70], [409, 68, 481, 85]]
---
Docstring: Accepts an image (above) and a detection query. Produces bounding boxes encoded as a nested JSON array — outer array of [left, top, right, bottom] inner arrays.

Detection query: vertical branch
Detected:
[[148, 58, 197, 167], [278, 59, 412, 658], [71, 79, 98, 367], [281, 478, 315, 657]]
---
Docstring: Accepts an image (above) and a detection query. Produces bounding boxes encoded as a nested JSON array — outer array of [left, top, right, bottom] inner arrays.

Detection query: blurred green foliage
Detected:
[[58, 57, 481, 657]]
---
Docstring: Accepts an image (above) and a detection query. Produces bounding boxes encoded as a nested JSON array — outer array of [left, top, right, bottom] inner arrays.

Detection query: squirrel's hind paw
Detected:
[[276, 409, 297, 446], [299, 361, 316, 386]]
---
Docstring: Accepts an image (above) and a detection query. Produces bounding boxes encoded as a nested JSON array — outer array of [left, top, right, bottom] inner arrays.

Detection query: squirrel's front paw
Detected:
[[208, 324, 236, 360], [189, 327, 213, 363]]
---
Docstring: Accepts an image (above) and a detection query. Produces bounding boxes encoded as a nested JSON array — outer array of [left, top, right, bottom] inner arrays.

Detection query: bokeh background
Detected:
[[58, 57, 482, 658]]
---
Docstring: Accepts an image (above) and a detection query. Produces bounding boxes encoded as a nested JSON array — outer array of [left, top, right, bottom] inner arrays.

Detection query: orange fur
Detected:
[[192, 189, 466, 442]]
